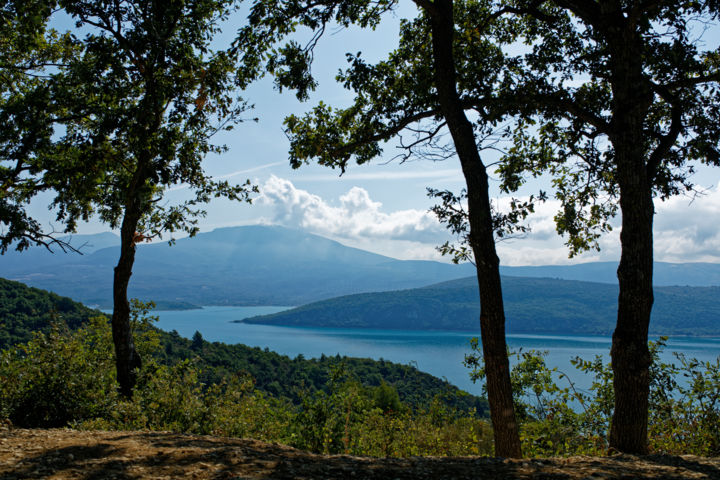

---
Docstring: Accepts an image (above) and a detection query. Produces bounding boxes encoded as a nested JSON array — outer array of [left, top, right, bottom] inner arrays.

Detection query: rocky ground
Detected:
[[1, 428, 720, 479]]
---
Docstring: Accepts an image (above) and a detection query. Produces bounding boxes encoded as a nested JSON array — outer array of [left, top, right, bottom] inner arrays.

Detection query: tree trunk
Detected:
[[609, 177, 654, 454], [112, 200, 144, 398], [607, 28, 654, 455], [426, 0, 521, 458]]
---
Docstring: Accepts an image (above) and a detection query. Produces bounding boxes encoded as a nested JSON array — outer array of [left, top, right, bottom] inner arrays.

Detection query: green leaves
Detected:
[[0, 0, 80, 252], [43, 0, 259, 241], [464, 336, 720, 456], [502, 0, 720, 254]]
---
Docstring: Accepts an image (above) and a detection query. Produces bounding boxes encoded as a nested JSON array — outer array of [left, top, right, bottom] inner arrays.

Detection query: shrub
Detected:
[[464, 336, 720, 456], [0, 316, 118, 427]]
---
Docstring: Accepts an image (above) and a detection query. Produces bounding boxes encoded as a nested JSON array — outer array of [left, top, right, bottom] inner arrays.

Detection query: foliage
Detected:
[[464, 337, 720, 456], [1, 284, 718, 457], [0, 0, 80, 252], [45, 0, 257, 241], [0, 277, 101, 349], [499, 1, 720, 254], [0, 316, 118, 427], [648, 349, 720, 456], [156, 332, 487, 414], [296, 377, 492, 457], [0, 307, 492, 457], [0, 278, 487, 416]]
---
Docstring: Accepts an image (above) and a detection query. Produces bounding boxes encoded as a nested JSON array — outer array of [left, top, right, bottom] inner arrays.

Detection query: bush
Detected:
[[464, 336, 720, 456], [0, 316, 118, 427], [0, 303, 490, 458]]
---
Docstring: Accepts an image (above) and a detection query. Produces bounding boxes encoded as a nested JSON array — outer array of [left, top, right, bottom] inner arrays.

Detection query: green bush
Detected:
[[648, 349, 720, 455], [464, 336, 720, 456], [0, 316, 118, 427], [0, 303, 491, 458]]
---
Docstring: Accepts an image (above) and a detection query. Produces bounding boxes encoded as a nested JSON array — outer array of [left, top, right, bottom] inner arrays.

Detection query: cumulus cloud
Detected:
[[254, 175, 720, 265], [490, 197, 618, 265], [258, 176, 446, 243], [653, 185, 720, 263]]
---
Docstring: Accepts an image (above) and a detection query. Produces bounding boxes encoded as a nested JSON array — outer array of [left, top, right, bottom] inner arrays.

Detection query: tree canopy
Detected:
[[0, 0, 78, 252], [1, 0, 263, 397], [495, 0, 720, 454], [243, 0, 529, 457], [240, 0, 720, 455]]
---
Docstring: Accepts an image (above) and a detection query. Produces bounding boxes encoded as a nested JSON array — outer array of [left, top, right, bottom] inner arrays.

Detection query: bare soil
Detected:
[[1, 428, 719, 479]]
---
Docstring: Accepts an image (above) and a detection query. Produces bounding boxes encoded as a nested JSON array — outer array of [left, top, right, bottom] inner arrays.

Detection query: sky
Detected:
[[24, 4, 720, 266]]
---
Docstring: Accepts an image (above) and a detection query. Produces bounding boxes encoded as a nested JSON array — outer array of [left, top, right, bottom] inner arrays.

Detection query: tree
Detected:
[[0, 0, 79, 253], [241, 0, 525, 456], [45, 0, 257, 397], [191, 330, 204, 351], [497, 0, 720, 453]]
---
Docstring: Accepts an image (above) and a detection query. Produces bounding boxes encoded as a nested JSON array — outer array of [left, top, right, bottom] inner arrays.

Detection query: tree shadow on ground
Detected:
[[3, 431, 718, 480]]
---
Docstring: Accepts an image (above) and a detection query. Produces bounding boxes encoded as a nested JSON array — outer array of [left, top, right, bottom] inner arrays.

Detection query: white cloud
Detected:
[[653, 185, 720, 263], [253, 175, 720, 265], [491, 197, 619, 265], [258, 176, 447, 243]]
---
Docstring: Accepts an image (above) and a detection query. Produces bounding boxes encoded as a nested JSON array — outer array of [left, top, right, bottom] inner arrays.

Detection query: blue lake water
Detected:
[[153, 306, 720, 395]]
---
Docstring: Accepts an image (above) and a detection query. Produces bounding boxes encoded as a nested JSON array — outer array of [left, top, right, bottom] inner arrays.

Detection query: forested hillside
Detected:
[[500, 262, 720, 287], [0, 277, 486, 413], [243, 276, 720, 336], [0, 278, 100, 349]]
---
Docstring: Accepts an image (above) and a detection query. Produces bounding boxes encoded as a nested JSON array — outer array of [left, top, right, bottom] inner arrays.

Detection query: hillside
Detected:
[[0, 277, 486, 413], [242, 276, 720, 336], [0, 278, 101, 350], [501, 261, 720, 287]]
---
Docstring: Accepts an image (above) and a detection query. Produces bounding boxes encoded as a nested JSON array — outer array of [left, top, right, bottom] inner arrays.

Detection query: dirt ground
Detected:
[[1, 428, 720, 479]]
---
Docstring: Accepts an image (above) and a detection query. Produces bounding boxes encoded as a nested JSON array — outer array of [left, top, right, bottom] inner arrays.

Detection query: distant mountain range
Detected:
[[241, 276, 720, 336], [2, 225, 719, 308], [501, 262, 720, 287], [0, 226, 474, 307]]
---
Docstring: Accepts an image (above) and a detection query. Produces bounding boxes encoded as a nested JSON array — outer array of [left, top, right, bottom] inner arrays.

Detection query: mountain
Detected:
[[241, 276, 720, 336], [0, 232, 120, 272], [0, 226, 474, 307], [500, 262, 720, 286], [3, 225, 720, 308]]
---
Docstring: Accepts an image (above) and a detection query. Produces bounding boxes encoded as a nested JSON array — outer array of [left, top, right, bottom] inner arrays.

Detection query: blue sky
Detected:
[[27, 4, 720, 266]]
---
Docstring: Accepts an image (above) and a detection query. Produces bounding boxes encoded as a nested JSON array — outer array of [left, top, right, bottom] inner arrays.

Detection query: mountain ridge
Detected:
[[241, 275, 720, 336], [0, 226, 473, 307], [2, 225, 720, 308]]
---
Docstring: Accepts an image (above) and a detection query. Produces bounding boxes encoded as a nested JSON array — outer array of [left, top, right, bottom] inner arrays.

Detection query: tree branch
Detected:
[[332, 108, 440, 155]]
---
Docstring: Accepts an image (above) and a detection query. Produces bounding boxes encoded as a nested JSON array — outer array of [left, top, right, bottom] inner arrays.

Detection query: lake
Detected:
[[153, 306, 720, 395]]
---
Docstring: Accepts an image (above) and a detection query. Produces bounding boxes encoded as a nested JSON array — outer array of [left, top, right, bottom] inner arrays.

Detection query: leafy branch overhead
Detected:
[[280, 6, 514, 170], [428, 187, 543, 264], [497, 0, 720, 254], [248, 0, 536, 457], [47, 0, 258, 241], [4, 0, 267, 398], [0, 0, 80, 253]]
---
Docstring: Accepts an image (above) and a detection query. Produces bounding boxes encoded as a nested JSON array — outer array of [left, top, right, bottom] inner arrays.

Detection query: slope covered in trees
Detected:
[[243, 276, 720, 336], [0, 278, 100, 349], [0, 277, 486, 414]]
